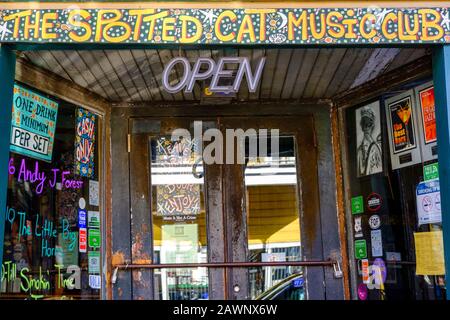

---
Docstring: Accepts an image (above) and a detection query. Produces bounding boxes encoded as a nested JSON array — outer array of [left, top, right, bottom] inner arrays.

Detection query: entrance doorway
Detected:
[[127, 115, 332, 300]]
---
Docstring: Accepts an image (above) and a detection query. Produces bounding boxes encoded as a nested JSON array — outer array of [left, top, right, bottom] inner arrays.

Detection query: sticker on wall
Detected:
[[354, 216, 363, 238], [88, 251, 101, 274], [88, 211, 100, 229], [361, 259, 370, 284], [371, 229, 383, 257], [79, 197, 86, 210], [367, 193, 382, 212], [351, 196, 364, 215], [423, 163, 439, 182], [88, 229, 101, 249], [357, 283, 368, 300], [385, 90, 422, 170], [355, 240, 367, 259], [368, 214, 381, 230], [355, 101, 383, 177], [78, 208, 87, 229], [416, 179, 441, 226], [89, 180, 99, 206], [10, 84, 59, 162], [79, 228, 87, 253], [415, 82, 438, 162], [89, 275, 101, 290], [75, 108, 96, 178], [373, 258, 387, 284]]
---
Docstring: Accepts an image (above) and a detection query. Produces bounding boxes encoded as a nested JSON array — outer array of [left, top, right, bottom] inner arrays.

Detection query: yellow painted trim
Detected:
[[0, 1, 449, 10]]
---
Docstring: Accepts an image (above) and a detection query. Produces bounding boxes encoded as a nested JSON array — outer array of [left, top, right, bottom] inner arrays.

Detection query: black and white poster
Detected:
[[355, 101, 383, 177]]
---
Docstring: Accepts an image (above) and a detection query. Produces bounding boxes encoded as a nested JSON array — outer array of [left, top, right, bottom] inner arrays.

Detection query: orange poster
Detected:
[[420, 87, 437, 144]]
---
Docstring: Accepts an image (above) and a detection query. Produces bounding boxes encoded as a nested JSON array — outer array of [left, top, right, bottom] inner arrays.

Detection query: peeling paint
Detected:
[[112, 251, 125, 265]]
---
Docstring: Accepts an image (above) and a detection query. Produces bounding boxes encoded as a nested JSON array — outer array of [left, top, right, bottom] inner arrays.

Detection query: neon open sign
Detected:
[[162, 57, 266, 94]]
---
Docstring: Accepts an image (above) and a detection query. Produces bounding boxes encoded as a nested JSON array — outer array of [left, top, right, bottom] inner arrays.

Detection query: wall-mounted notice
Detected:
[[10, 84, 59, 162], [416, 180, 441, 226], [56, 232, 79, 268], [385, 90, 422, 170], [361, 259, 369, 284], [414, 231, 445, 275], [416, 82, 438, 162], [355, 101, 383, 177], [89, 180, 99, 206], [371, 229, 383, 257], [75, 108, 96, 178]]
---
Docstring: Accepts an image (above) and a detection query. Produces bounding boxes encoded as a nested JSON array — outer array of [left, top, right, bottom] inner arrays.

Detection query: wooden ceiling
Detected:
[[22, 48, 428, 103]]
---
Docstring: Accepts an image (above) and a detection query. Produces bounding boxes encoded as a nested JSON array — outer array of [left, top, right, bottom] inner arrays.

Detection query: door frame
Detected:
[[110, 102, 346, 300]]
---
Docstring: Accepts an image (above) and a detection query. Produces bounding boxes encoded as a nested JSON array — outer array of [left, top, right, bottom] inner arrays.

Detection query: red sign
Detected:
[[362, 259, 370, 284], [367, 192, 382, 212], [419, 87, 437, 144], [79, 228, 87, 253]]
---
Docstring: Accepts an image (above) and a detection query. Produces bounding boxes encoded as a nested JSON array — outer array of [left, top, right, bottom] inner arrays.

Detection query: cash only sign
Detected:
[[0, 7, 450, 45]]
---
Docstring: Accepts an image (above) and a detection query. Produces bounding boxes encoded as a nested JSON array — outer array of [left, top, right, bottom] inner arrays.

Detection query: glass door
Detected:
[[220, 117, 323, 300], [128, 116, 324, 300]]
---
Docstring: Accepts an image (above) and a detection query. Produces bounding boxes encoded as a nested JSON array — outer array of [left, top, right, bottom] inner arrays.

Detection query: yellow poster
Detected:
[[414, 231, 445, 275]]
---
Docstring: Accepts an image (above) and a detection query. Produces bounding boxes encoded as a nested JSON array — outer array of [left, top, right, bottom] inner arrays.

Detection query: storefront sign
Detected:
[[355, 240, 367, 259], [351, 196, 364, 214], [1, 8, 450, 45], [162, 57, 265, 93], [419, 87, 437, 144], [79, 228, 87, 253], [10, 84, 59, 162], [414, 231, 445, 275], [423, 162, 439, 181], [416, 179, 441, 226], [75, 108, 96, 178], [371, 229, 383, 257], [367, 192, 382, 212]]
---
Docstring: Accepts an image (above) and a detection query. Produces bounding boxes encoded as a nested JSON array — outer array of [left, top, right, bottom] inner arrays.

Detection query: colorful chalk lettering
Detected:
[[0, 8, 450, 45], [8, 157, 83, 194]]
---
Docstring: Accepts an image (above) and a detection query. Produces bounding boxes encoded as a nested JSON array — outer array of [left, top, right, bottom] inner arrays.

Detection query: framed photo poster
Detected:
[[385, 90, 422, 170], [415, 81, 438, 162], [355, 101, 383, 177]]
